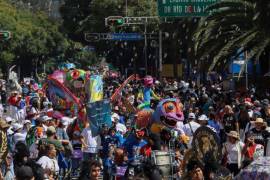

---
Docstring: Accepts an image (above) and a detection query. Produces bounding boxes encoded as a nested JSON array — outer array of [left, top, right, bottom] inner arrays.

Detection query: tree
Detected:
[[194, 0, 270, 72], [60, 0, 157, 75], [0, 0, 69, 75]]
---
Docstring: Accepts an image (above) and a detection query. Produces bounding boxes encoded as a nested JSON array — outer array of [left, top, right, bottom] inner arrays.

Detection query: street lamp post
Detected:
[[159, 30, 163, 79], [125, 0, 128, 17]]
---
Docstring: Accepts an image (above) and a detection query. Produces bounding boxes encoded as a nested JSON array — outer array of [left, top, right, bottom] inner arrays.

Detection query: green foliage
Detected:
[[194, 0, 270, 71], [0, 0, 70, 74], [60, 0, 158, 41]]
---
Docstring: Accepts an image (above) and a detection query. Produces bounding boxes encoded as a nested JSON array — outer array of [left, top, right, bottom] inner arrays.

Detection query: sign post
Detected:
[[158, 0, 219, 17]]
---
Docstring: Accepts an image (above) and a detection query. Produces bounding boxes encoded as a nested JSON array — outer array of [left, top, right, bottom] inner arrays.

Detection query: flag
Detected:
[[89, 75, 103, 103]]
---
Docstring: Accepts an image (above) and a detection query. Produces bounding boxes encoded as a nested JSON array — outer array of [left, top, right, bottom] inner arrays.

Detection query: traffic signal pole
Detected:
[[159, 30, 163, 79], [144, 23, 148, 75]]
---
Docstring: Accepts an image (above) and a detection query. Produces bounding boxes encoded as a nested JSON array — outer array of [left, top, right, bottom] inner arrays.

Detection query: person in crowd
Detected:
[[12, 123, 26, 146], [208, 113, 220, 134], [222, 131, 244, 176], [37, 144, 59, 180], [222, 105, 239, 134], [122, 128, 147, 162], [247, 118, 270, 150], [183, 160, 205, 180], [39, 126, 64, 152], [79, 160, 102, 180], [242, 133, 264, 167], [71, 131, 83, 176], [14, 165, 35, 180], [184, 113, 200, 148], [81, 122, 101, 161]]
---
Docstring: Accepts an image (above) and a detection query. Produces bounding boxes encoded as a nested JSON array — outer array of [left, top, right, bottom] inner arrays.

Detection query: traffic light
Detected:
[[105, 16, 125, 27], [0, 31, 11, 40]]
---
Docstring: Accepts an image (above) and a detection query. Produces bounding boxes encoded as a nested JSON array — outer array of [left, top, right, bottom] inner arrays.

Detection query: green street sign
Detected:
[[158, 0, 219, 17]]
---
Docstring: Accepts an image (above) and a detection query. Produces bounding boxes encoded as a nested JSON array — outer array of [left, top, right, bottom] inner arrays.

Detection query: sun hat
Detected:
[[226, 131, 240, 140], [0, 119, 10, 129], [252, 118, 265, 124]]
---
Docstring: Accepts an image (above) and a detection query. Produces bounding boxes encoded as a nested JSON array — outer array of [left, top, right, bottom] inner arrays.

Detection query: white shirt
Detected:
[[81, 127, 101, 153], [13, 132, 26, 144], [176, 121, 185, 135], [183, 121, 200, 137], [37, 156, 59, 174], [184, 121, 201, 148], [224, 141, 244, 164]]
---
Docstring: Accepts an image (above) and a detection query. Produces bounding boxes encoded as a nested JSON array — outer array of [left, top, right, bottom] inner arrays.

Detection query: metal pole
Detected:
[[245, 51, 248, 90], [159, 30, 163, 80], [144, 23, 148, 75]]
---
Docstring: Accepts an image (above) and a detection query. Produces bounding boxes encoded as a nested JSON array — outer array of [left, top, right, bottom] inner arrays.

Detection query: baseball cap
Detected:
[[46, 126, 56, 135], [41, 116, 52, 122], [188, 113, 196, 119], [5, 116, 14, 123]]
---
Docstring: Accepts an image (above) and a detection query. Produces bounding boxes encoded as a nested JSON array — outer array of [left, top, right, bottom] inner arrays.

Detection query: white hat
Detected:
[[116, 123, 127, 134], [111, 113, 120, 122], [13, 133, 26, 144], [198, 114, 208, 121], [7, 127, 14, 135], [12, 123, 23, 131], [23, 120, 31, 124], [5, 116, 14, 123], [188, 113, 196, 119], [61, 117, 70, 126], [41, 116, 52, 122], [61, 116, 76, 126]]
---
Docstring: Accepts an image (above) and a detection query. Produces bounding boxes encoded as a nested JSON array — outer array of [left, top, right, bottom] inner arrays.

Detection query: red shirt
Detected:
[[8, 96, 17, 106], [245, 144, 257, 160], [140, 144, 152, 157]]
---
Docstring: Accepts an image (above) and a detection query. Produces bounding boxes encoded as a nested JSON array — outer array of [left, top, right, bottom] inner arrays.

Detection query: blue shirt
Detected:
[[122, 134, 147, 161], [208, 119, 220, 134]]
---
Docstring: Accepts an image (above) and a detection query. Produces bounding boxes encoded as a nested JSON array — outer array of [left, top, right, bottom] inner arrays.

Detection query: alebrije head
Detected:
[[144, 75, 154, 87]]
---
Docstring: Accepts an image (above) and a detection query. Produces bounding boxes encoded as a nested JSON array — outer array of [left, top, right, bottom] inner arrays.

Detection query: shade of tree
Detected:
[[194, 0, 270, 73]]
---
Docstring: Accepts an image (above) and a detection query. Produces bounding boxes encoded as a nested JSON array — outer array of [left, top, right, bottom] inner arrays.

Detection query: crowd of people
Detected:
[[0, 73, 270, 180]]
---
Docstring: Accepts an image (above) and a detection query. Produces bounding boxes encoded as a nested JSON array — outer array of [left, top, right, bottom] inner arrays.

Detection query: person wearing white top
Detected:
[[37, 144, 59, 179], [81, 123, 101, 161], [223, 131, 244, 176], [184, 113, 201, 148]]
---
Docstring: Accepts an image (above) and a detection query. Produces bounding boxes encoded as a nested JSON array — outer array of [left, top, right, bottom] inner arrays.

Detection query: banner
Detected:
[[111, 74, 138, 101], [89, 75, 103, 103], [47, 77, 82, 109], [86, 99, 112, 136]]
